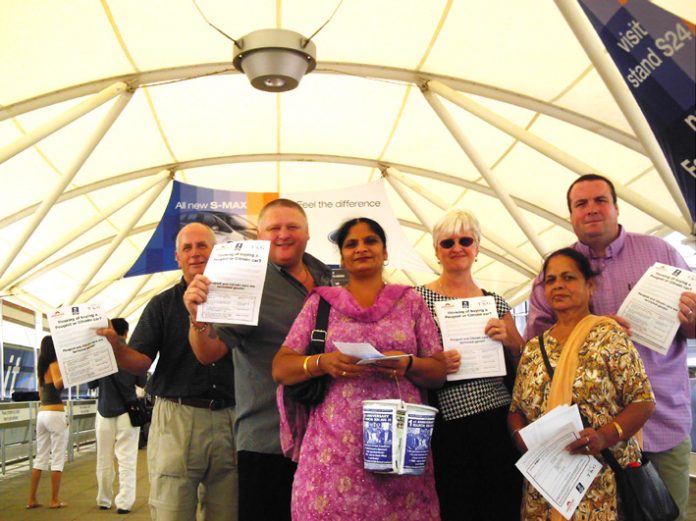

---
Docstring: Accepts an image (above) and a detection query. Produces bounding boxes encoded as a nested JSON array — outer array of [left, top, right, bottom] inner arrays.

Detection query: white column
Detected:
[[554, 0, 692, 229], [0, 82, 128, 165], [66, 176, 171, 304], [383, 171, 436, 233], [422, 86, 548, 257], [0, 171, 169, 291], [387, 166, 541, 273], [426, 79, 690, 235], [0, 91, 134, 279]]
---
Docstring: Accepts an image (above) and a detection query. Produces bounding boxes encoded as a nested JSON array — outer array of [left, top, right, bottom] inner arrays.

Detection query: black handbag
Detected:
[[283, 297, 331, 406], [110, 374, 151, 428], [537, 334, 679, 521]]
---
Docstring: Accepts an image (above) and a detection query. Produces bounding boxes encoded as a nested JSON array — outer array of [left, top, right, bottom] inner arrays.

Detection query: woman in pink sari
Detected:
[[273, 217, 446, 520]]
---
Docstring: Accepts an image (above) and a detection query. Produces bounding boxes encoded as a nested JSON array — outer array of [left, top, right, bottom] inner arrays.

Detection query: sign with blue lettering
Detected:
[[125, 181, 270, 277], [578, 0, 695, 222]]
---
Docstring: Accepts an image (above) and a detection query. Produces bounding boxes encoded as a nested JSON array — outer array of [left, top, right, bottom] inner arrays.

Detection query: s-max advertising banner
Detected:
[[578, 0, 695, 221], [126, 179, 429, 277]]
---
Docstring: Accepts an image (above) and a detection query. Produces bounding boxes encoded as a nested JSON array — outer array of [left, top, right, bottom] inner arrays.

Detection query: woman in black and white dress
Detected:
[[415, 208, 524, 521]]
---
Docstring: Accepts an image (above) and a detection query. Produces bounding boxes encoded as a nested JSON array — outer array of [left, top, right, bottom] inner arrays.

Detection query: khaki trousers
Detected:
[[148, 398, 238, 521]]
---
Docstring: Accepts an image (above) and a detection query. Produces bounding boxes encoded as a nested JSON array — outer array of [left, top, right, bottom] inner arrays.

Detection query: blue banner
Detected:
[[125, 181, 274, 277], [578, 0, 695, 222]]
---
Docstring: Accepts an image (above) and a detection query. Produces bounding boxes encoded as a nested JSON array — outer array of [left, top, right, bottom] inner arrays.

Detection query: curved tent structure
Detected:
[[1, 0, 694, 325]]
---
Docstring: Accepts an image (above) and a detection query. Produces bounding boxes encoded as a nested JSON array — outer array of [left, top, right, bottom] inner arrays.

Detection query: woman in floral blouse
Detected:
[[508, 248, 655, 520]]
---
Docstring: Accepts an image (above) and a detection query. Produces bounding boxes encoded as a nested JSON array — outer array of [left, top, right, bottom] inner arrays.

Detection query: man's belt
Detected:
[[163, 397, 234, 410]]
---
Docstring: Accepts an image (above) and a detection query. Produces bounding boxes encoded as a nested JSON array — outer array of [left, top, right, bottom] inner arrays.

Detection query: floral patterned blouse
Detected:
[[510, 321, 654, 521]]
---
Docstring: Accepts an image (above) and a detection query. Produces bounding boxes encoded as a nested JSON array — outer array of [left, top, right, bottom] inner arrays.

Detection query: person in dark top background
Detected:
[[88, 318, 146, 514]]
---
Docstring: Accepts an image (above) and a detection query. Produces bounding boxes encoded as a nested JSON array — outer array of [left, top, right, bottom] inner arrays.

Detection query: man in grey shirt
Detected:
[[185, 199, 331, 521]]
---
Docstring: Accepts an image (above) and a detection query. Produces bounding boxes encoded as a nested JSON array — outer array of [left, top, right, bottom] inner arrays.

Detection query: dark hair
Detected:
[[335, 218, 387, 250], [37, 335, 57, 386], [111, 318, 129, 337], [566, 174, 617, 211], [258, 198, 307, 224], [542, 248, 599, 282]]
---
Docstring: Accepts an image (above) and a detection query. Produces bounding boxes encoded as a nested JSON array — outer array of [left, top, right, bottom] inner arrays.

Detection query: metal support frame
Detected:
[[3, 224, 158, 297], [0, 155, 570, 232], [0, 171, 170, 291], [0, 90, 134, 279], [555, 0, 693, 229], [422, 86, 548, 258], [427, 79, 690, 235], [0, 63, 641, 153], [120, 273, 181, 319], [0, 82, 128, 165], [110, 274, 153, 318], [383, 170, 436, 232], [66, 175, 171, 304], [387, 167, 541, 273]]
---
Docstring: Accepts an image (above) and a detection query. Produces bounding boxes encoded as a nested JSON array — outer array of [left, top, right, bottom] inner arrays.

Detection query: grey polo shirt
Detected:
[[216, 253, 331, 454], [129, 277, 235, 401]]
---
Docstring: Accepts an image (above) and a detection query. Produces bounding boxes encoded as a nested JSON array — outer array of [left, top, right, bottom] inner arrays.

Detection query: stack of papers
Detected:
[[515, 405, 602, 520]]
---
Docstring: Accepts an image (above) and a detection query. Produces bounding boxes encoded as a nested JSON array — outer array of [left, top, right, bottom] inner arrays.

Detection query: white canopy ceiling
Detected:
[[1, 0, 694, 324]]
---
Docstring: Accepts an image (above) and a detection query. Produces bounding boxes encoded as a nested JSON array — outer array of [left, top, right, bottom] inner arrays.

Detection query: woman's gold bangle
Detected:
[[612, 421, 624, 440], [303, 356, 313, 377], [315, 354, 323, 373]]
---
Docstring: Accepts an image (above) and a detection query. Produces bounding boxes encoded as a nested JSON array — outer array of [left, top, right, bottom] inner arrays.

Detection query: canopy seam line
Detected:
[[368, 0, 453, 182], [101, 0, 182, 183]]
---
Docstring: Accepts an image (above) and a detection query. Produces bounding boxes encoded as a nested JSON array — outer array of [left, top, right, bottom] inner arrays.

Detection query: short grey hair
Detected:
[[432, 209, 481, 248], [175, 222, 217, 251]]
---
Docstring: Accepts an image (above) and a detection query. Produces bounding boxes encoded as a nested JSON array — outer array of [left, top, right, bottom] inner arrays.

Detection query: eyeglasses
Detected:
[[439, 237, 475, 249]]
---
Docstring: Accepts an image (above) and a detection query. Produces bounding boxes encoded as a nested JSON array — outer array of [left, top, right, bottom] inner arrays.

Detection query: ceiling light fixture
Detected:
[[232, 29, 316, 92]]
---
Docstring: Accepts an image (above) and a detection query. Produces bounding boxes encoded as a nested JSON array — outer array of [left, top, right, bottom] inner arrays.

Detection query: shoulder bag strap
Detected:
[[538, 333, 621, 471], [309, 297, 330, 353], [537, 333, 554, 379]]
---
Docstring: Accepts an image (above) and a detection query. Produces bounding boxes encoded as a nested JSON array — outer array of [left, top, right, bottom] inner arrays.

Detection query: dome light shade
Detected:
[[233, 29, 317, 92]]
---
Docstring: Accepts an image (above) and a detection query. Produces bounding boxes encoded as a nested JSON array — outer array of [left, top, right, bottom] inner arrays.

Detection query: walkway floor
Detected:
[[1, 445, 150, 521], [1, 446, 695, 520]]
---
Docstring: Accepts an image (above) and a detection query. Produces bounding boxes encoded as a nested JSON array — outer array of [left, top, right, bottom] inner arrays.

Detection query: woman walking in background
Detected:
[[27, 335, 69, 509]]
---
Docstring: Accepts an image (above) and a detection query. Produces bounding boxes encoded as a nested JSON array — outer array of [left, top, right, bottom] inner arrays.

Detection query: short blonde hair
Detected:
[[432, 209, 481, 248]]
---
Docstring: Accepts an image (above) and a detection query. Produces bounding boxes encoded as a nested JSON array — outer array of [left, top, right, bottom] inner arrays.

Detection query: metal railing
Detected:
[[0, 400, 96, 475]]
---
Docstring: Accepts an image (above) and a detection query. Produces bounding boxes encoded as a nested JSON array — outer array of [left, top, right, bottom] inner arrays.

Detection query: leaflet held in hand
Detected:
[[433, 296, 505, 381], [617, 262, 696, 355], [515, 405, 602, 520], [197, 240, 270, 326], [47, 303, 118, 387]]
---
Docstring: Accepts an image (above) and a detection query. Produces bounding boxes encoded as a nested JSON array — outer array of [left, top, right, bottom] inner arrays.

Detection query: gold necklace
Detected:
[[298, 264, 311, 285]]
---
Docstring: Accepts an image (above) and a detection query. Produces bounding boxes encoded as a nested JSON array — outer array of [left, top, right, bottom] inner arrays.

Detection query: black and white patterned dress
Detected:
[[414, 286, 512, 420]]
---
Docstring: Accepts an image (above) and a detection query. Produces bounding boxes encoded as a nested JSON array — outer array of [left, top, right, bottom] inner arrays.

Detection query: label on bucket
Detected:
[[363, 400, 437, 475], [401, 411, 436, 475], [363, 406, 396, 472]]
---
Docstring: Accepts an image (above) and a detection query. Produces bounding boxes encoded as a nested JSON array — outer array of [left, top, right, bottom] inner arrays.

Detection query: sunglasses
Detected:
[[439, 237, 475, 249]]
